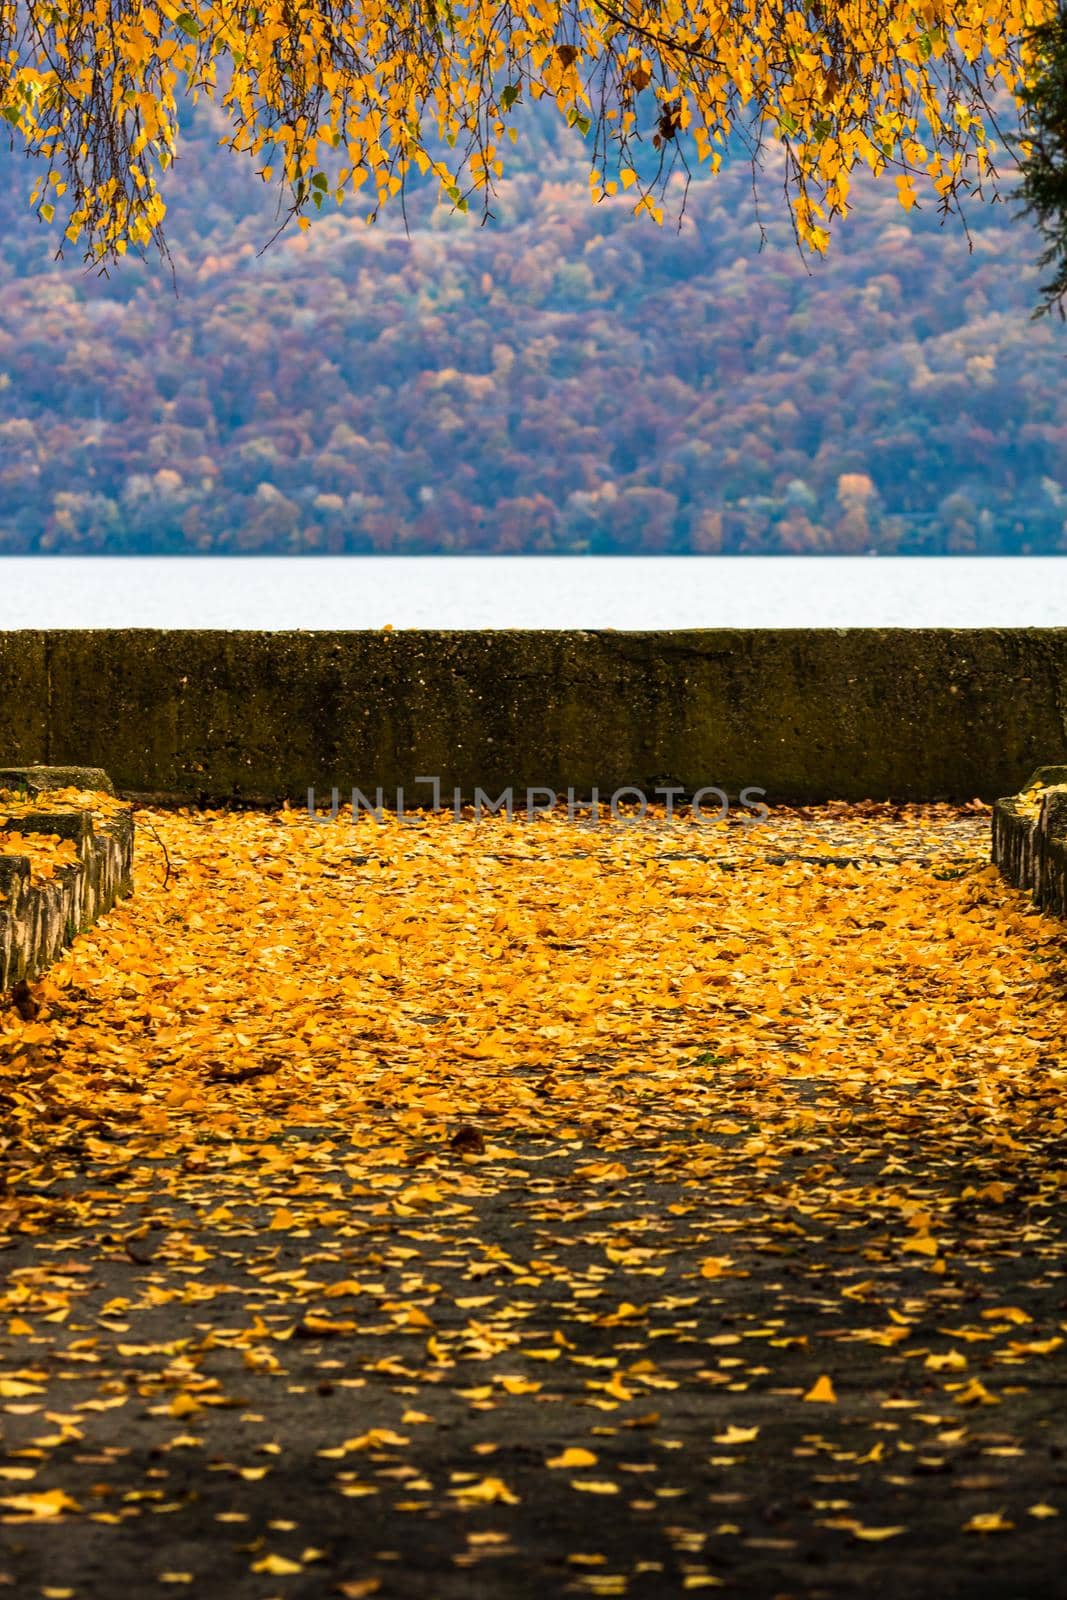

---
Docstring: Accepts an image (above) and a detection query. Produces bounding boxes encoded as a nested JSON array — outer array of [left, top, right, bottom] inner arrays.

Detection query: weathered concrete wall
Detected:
[[992, 766, 1067, 918], [0, 774, 134, 990], [0, 629, 1065, 804]]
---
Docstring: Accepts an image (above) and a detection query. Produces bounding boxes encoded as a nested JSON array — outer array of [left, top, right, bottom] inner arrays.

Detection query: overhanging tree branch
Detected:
[[0, 0, 1056, 282]]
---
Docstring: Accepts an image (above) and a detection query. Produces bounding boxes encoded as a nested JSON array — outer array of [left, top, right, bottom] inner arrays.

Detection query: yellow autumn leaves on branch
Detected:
[[0, 1, 1056, 261]]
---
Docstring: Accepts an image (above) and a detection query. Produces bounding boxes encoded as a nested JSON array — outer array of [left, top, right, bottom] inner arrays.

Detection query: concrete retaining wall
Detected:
[[1, 629, 1066, 805], [992, 765, 1067, 918], [0, 771, 134, 990]]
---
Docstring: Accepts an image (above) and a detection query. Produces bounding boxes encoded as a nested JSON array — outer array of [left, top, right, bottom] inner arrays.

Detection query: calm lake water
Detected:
[[1, 555, 1066, 629]]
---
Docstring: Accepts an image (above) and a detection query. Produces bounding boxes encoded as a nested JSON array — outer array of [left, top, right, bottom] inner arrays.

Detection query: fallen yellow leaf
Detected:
[[964, 1512, 1014, 1534], [0, 1489, 81, 1518], [251, 1555, 303, 1575], [699, 1256, 734, 1279], [547, 1448, 598, 1469], [448, 1477, 520, 1505]]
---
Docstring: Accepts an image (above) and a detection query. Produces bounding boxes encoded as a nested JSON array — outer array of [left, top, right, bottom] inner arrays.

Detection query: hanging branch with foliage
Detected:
[[1014, 3, 1067, 312], [0, 1, 1057, 264]]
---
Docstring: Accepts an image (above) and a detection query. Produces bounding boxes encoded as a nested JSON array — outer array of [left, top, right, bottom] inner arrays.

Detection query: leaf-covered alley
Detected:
[[1, 800, 1065, 1598]]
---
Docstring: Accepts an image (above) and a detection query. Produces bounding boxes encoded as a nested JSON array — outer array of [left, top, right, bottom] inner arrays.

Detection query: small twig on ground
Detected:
[[134, 811, 172, 889]]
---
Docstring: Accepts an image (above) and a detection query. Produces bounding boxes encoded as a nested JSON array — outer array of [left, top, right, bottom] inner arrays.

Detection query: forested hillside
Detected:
[[0, 104, 1063, 555]]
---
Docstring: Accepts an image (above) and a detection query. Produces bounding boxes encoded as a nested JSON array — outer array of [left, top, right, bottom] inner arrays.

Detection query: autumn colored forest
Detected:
[[0, 101, 1063, 558]]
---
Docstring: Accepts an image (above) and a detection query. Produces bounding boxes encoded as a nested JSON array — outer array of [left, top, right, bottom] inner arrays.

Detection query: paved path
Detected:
[[2, 805, 1065, 1598]]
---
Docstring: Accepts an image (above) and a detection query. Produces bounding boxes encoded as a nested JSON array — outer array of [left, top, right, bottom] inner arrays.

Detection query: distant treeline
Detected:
[[0, 103, 1063, 556]]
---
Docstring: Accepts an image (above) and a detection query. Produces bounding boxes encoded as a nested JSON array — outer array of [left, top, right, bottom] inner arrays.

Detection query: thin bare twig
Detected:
[[134, 811, 172, 890]]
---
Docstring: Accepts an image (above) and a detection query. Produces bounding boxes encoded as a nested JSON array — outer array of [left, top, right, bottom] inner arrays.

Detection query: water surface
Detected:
[[1, 556, 1065, 629]]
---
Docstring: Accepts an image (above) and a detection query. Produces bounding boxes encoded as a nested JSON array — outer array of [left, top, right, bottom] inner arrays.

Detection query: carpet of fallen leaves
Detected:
[[1, 801, 1066, 1600], [0, 829, 77, 888], [0, 787, 131, 886]]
